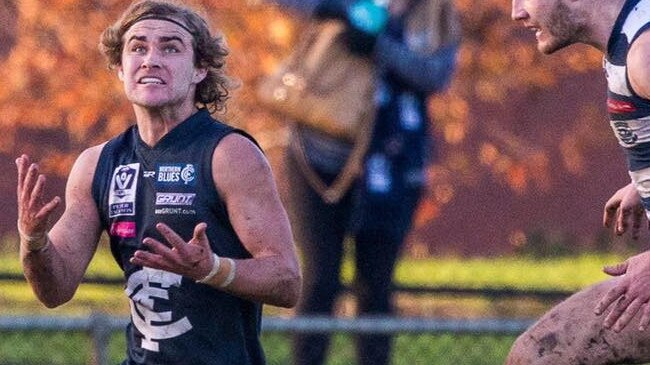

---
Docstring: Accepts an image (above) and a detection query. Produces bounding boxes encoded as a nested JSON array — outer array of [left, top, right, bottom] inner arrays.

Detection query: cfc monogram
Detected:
[[126, 268, 193, 352]]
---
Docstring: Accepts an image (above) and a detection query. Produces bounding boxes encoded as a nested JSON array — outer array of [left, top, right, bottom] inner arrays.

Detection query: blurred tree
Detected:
[[0, 1, 17, 60], [0, 0, 292, 173], [0, 0, 614, 253]]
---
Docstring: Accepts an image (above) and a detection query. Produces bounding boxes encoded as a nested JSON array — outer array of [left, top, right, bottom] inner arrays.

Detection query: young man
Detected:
[[507, 0, 650, 363], [16, 1, 301, 364]]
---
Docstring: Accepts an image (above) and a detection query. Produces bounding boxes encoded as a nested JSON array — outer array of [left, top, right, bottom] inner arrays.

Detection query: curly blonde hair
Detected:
[[99, 0, 233, 112]]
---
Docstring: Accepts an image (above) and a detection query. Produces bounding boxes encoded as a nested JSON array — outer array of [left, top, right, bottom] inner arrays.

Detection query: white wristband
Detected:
[[196, 253, 220, 283], [17, 225, 49, 252], [219, 258, 236, 288]]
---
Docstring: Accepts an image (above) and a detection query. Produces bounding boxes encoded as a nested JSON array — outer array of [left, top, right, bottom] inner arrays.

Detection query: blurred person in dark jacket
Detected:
[[268, 0, 460, 364]]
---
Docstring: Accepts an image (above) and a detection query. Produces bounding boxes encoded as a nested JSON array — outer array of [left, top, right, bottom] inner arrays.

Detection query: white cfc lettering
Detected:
[[125, 268, 192, 352]]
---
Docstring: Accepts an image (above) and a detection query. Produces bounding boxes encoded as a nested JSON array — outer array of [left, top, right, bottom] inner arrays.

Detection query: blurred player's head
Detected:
[[511, 0, 591, 54], [99, 0, 233, 111]]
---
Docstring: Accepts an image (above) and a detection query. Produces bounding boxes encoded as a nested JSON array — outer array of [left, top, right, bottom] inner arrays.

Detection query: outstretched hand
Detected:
[[603, 182, 646, 239], [130, 222, 215, 281], [594, 250, 650, 332], [16, 154, 61, 251]]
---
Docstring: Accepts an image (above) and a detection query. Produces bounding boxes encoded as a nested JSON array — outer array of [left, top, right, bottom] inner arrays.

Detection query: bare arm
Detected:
[[211, 134, 301, 307], [594, 30, 650, 331], [18, 147, 103, 308], [130, 134, 302, 308], [628, 30, 650, 100]]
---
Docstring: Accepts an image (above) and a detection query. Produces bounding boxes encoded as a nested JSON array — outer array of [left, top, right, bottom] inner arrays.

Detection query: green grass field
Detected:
[[0, 244, 632, 364], [0, 331, 516, 365]]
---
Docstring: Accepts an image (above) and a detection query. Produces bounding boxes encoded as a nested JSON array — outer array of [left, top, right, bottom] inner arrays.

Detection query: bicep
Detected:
[[212, 135, 293, 259], [49, 147, 103, 278], [627, 30, 650, 99]]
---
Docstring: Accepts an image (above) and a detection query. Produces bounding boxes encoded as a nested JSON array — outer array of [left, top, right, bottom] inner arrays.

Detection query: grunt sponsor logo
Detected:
[[110, 221, 137, 238], [143, 171, 156, 178], [155, 193, 196, 206]]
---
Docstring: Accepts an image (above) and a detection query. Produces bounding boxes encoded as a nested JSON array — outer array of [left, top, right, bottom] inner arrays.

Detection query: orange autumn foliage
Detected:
[[0, 0, 606, 228]]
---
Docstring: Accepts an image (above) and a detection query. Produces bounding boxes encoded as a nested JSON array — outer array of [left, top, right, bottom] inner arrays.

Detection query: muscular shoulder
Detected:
[[627, 29, 650, 99], [67, 143, 107, 191], [211, 133, 271, 198], [77, 143, 106, 166]]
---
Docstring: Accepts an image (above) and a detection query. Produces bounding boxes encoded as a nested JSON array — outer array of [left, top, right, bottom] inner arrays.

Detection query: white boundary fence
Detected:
[[0, 314, 535, 365]]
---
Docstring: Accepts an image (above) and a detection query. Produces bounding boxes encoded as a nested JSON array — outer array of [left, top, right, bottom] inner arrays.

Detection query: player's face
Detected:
[[512, 0, 584, 54], [118, 19, 207, 110]]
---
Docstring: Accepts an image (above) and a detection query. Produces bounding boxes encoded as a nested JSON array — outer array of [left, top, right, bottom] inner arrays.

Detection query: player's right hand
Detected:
[[16, 154, 60, 251], [603, 182, 646, 239], [595, 250, 650, 332]]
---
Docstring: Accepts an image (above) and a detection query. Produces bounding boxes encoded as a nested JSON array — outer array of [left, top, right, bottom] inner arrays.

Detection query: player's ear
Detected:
[[117, 67, 124, 81], [193, 67, 208, 84]]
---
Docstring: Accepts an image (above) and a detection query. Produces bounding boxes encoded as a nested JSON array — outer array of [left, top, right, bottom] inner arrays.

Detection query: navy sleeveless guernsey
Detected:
[[92, 109, 265, 365]]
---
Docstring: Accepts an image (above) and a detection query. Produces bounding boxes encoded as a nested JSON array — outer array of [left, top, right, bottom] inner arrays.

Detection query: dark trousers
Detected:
[[286, 150, 421, 365]]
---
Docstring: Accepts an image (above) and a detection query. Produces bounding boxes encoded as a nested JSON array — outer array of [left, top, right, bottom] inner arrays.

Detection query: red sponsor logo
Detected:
[[607, 98, 637, 114], [110, 221, 136, 238]]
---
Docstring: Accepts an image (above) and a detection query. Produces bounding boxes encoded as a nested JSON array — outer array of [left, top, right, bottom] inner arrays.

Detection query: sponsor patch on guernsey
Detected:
[[607, 98, 637, 114], [155, 192, 196, 206], [110, 221, 136, 238], [108, 163, 140, 217], [156, 164, 196, 186]]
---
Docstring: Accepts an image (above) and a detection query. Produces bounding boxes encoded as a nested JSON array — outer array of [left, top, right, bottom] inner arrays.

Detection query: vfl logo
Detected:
[[613, 121, 638, 145], [126, 268, 192, 352], [109, 163, 139, 217], [114, 166, 137, 196]]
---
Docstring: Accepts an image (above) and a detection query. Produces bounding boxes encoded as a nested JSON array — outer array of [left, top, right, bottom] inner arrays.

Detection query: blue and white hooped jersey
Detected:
[[605, 0, 650, 171]]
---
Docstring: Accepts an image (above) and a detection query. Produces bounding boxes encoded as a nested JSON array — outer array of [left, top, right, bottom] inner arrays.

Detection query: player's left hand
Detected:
[[130, 222, 215, 281], [594, 250, 650, 332], [603, 182, 646, 239]]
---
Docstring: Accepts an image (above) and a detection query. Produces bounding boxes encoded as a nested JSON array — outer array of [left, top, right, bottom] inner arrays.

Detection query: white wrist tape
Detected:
[[17, 225, 49, 252], [630, 168, 650, 219], [219, 258, 236, 288], [196, 253, 220, 283]]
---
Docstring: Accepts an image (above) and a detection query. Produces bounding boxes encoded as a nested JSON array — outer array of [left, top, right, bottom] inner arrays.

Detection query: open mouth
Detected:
[[138, 77, 166, 85], [526, 25, 542, 38]]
